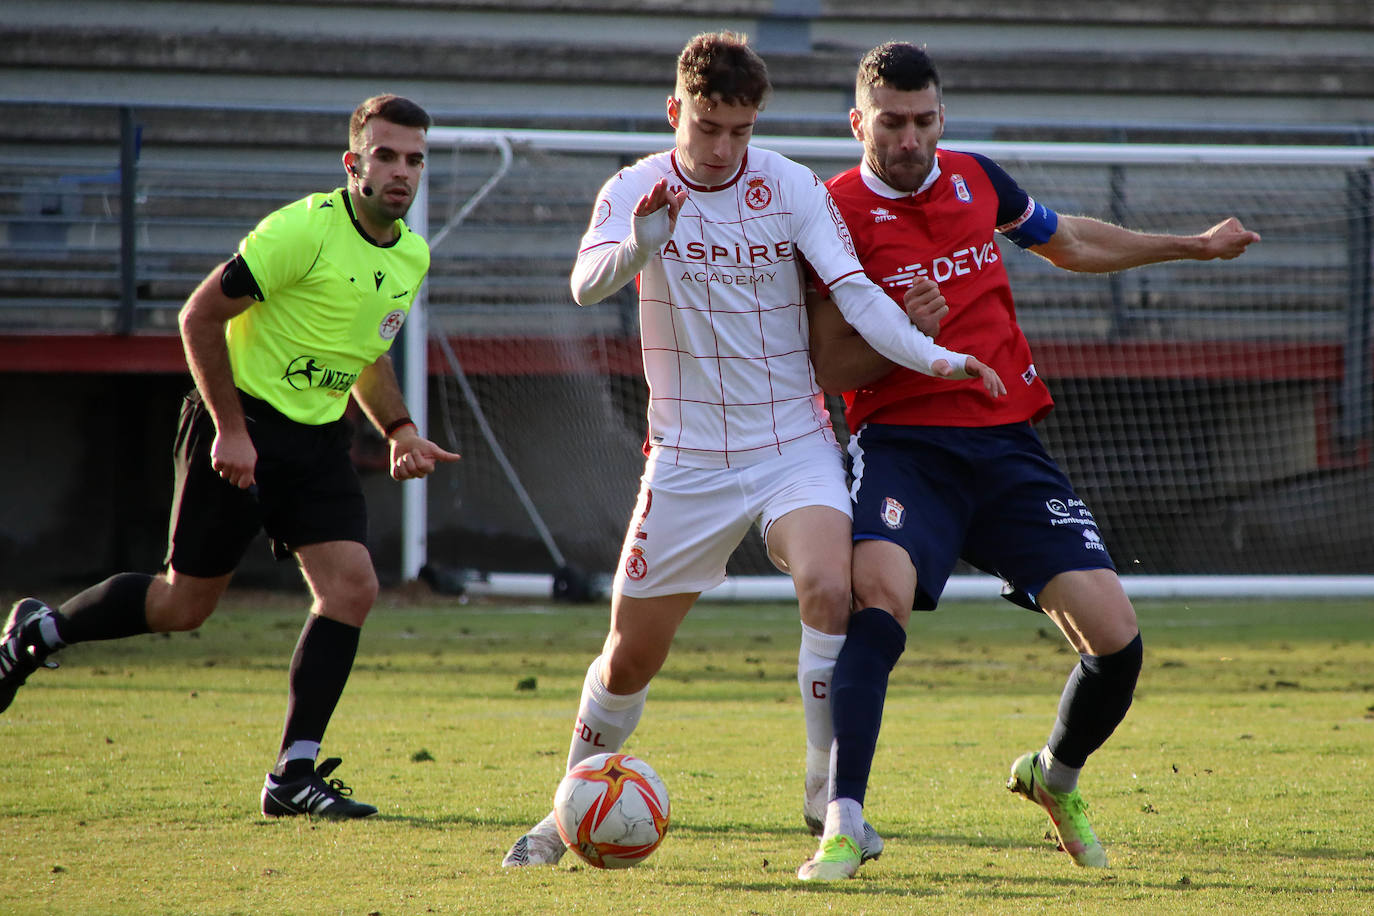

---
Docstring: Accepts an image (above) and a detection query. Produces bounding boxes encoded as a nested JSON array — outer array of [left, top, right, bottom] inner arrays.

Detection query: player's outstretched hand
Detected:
[[903, 277, 949, 337], [965, 356, 1007, 397], [390, 433, 461, 481], [1198, 217, 1261, 260], [931, 356, 1006, 398], [635, 178, 689, 233]]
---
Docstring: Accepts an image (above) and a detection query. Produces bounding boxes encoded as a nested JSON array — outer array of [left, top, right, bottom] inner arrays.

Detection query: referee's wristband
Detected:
[[383, 416, 416, 439]]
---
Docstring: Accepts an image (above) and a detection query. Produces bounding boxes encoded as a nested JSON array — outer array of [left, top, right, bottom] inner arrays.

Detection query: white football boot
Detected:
[[501, 811, 568, 867]]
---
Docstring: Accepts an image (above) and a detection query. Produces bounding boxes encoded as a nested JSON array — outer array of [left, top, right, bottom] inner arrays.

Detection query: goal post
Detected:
[[404, 127, 1374, 599]]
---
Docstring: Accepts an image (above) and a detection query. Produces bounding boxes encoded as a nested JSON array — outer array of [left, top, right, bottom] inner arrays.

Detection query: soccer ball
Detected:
[[553, 752, 670, 869]]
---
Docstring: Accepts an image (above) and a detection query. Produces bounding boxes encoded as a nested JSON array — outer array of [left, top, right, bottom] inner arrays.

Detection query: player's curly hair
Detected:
[[676, 31, 771, 109], [855, 42, 941, 111], [349, 94, 432, 150]]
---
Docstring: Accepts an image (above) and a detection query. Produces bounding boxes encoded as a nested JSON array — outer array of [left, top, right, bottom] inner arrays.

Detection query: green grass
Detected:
[[2, 590, 1372, 915]]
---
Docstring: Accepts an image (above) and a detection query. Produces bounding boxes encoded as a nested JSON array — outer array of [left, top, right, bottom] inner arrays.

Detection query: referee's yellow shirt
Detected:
[[228, 189, 430, 425]]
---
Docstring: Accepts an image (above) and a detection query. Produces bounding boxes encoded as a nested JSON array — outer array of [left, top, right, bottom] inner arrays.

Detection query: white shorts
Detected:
[[613, 438, 851, 599]]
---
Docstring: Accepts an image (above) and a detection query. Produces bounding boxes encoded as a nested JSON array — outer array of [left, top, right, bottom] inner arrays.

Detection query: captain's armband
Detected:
[[998, 198, 1059, 249]]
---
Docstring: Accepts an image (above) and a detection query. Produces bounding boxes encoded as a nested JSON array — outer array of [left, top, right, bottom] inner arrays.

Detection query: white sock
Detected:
[[37, 614, 65, 650], [1038, 747, 1081, 794], [566, 655, 648, 771], [273, 740, 320, 777], [798, 623, 846, 785], [822, 797, 864, 842], [806, 745, 830, 793]]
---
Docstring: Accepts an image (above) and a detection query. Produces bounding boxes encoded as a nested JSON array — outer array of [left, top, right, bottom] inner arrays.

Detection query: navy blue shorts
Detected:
[[848, 422, 1115, 611], [165, 389, 367, 577]]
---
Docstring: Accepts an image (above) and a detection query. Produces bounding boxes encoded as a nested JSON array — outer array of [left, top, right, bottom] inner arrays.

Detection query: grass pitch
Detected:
[[1, 589, 1371, 915]]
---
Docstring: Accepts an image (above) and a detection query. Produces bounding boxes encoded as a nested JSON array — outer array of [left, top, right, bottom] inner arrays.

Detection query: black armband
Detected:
[[219, 254, 265, 301]]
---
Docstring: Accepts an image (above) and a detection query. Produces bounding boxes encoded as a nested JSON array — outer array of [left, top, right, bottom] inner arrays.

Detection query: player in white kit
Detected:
[[502, 31, 1004, 868]]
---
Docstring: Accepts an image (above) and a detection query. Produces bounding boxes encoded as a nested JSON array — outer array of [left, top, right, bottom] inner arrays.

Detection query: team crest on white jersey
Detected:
[[745, 177, 772, 210], [594, 198, 612, 228], [379, 309, 406, 340], [871, 207, 897, 223], [952, 174, 971, 203], [881, 497, 906, 529]]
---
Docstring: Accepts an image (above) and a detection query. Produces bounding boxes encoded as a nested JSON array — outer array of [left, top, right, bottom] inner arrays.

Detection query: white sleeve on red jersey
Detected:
[[791, 166, 973, 377], [569, 165, 671, 306]]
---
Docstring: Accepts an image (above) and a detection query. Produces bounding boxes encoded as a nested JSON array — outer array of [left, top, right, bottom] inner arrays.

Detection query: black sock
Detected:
[[831, 607, 907, 806], [274, 614, 361, 778], [55, 573, 154, 644], [1047, 632, 1143, 767]]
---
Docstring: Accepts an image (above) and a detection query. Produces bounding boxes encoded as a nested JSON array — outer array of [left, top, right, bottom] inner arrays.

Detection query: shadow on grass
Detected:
[[348, 812, 1374, 881]]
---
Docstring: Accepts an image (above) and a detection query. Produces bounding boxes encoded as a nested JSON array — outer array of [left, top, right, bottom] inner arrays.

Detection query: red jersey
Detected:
[[825, 150, 1056, 430]]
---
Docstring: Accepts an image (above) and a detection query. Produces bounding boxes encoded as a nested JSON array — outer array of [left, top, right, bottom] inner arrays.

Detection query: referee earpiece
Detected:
[[348, 157, 374, 197]]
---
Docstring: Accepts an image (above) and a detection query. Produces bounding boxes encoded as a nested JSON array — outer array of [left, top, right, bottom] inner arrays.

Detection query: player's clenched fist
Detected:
[[1198, 217, 1261, 261], [903, 276, 950, 338]]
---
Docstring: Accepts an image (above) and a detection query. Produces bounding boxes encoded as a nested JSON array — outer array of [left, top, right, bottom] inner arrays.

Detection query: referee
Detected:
[[0, 94, 459, 818]]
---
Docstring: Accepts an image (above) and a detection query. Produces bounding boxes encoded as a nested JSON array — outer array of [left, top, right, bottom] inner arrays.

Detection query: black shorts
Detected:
[[848, 422, 1115, 611], [165, 389, 367, 577]]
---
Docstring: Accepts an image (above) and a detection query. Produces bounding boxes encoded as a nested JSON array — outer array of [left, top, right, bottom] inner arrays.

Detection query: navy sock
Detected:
[[831, 607, 907, 806], [1047, 632, 1143, 767], [274, 614, 361, 778], [55, 573, 154, 644]]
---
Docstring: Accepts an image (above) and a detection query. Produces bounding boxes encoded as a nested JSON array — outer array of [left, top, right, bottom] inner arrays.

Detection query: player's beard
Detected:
[[876, 149, 933, 193]]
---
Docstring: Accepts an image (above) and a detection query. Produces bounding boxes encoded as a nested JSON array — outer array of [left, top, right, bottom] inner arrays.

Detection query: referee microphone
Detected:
[[349, 161, 373, 197]]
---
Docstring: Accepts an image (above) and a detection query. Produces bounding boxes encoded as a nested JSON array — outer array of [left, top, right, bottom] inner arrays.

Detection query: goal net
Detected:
[[413, 128, 1374, 596]]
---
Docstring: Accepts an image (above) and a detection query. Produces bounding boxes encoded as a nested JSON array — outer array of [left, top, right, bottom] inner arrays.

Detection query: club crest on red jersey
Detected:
[[881, 497, 906, 529], [952, 174, 971, 203], [745, 178, 772, 210]]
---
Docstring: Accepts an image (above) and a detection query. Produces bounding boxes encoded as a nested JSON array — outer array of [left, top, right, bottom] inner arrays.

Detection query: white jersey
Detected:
[[572, 146, 967, 469]]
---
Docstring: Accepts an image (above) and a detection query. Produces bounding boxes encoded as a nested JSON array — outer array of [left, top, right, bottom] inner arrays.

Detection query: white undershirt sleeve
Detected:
[[570, 207, 671, 306], [828, 273, 973, 378]]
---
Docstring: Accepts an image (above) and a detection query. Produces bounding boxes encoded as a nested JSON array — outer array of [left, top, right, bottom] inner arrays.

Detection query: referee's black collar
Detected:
[[340, 189, 403, 248]]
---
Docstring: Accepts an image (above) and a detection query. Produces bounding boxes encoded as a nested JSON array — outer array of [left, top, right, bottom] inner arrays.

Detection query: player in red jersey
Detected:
[[799, 42, 1260, 879]]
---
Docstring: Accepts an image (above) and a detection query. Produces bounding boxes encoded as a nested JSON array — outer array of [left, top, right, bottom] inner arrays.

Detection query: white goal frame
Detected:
[[405, 127, 1374, 600]]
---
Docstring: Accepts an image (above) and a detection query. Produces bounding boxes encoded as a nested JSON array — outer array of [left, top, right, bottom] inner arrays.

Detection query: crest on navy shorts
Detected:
[[745, 178, 772, 210], [952, 174, 971, 203], [881, 497, 906, 529]]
